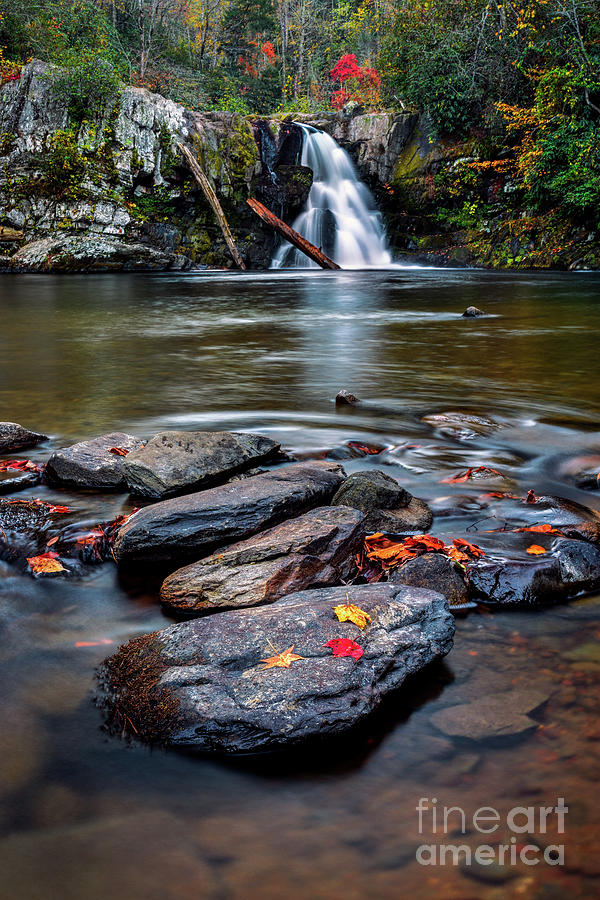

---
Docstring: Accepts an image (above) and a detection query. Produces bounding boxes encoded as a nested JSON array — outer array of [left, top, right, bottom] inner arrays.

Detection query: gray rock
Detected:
[[371, 498, 434, 534], [389, 552, 468, 607], [113, 460, 346, 565], [462, 306, 486, 317], [123, 430, 280, 499], [335, 389, 360, 405], [333, 469, 411, 511], [45, 433, 142, 490], [160, 505, 364, 614], [432, 688, 551, 740], [331, 469, 432, 533], [10, 235, 184, 273], [554, 538, 600, 594], [100, 582, 454, 752], [466, 557, 567, 607], [0, 422, 47, 453]]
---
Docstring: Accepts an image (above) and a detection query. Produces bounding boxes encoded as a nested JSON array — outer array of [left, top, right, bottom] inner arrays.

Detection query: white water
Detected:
[[271, 124, 392, 269]]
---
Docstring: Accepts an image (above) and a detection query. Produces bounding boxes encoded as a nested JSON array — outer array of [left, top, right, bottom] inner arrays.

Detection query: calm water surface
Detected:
[[0, 269, 599, 900]]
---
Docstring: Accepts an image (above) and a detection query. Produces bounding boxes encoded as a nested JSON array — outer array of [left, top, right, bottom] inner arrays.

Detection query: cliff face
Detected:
[[1, 62, 597, 271], [0, 61, 309, 271]]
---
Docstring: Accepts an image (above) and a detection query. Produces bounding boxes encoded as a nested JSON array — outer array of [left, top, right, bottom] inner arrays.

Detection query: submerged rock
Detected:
[[122, 430, 281, 499], [431, 688, 550, 740], [389, 552, 468, 607], [331, 469, 432, 533], [462, 306, 486, 317], [0, 422, 47, 453], [100, 583, 454, 752], [421, 411, 500, 441], [45, 433, 142, 490], [466, 557, 566, 607], [113, 460, 346, 565], [160, 505, 364, 615]]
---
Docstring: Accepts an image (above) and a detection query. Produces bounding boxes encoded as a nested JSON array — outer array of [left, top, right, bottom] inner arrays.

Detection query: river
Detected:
[[1, 268, 599, 899]]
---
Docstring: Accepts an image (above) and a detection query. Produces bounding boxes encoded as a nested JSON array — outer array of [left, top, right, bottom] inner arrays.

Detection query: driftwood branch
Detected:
[[177, 142, 246, 270], [246, 198, 341, 270]]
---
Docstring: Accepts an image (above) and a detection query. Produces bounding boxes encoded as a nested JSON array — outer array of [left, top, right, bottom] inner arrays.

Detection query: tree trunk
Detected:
[[246, 198, 340, 269], [178, 143, 246, 270]]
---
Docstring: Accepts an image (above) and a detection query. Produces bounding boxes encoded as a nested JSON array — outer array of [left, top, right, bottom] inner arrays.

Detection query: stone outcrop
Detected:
[[0, 422, 47, 453], [99, 582, 454, 752], [45, 432, 142, 490], [331, 469, 433, 534], [122, 430, 281, 499], [160, 505, 364, 614], [113, 460, 346, 565]]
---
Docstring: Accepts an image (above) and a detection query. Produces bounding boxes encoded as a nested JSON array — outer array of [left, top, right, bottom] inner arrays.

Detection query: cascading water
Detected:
[[271, 124, 392, 269]]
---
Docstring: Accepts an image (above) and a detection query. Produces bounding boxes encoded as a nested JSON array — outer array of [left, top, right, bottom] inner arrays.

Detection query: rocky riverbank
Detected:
[[1, 408, 600, 753], [1, 60, 598, 272]]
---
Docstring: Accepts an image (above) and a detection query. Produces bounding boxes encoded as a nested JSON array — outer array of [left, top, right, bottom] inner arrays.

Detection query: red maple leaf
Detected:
[[325, 638, 364, 660]]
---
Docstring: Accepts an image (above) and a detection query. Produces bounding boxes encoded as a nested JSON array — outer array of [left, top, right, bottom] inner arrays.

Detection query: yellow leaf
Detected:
[[27, 555, 66, 574], [333, 598, 372, 629], [526, 544, 547, 555], [261, 645, 305, 669]]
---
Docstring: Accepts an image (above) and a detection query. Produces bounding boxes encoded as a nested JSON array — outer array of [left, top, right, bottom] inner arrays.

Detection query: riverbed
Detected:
[[1, 268, 599, 899]]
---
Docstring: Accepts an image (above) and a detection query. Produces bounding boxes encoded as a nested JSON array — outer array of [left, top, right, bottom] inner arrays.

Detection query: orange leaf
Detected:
[[333, 599, 372, 629], [261, 645, 305, 669], [27, 554, 66, 574], [526, 544, 547, 555], [75, 639, 114, 647], [108, 447, 130, 456], [515, 524, 562, 534], [441, 466, 504, 484]]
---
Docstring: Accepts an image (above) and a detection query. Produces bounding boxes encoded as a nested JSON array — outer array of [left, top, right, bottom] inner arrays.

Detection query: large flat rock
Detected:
[[0, 422, 47, 453], [100, 583, 454, 752], [45, 432, 142, 490], [123, 430, 281, 499], [160, 505, 365, 615], [113, 461, 346, 565]]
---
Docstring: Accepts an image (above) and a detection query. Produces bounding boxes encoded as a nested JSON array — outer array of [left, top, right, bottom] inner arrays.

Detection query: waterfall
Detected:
[[271, 124, 392, 269]]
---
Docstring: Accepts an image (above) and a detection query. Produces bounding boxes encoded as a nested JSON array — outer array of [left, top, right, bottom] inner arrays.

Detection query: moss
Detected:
[[97, 632, 181, 745], [0, 132, 16, 155]]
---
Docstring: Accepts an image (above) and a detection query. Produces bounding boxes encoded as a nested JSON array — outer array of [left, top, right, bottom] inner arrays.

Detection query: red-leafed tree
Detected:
[[330, 53, 381, 110]]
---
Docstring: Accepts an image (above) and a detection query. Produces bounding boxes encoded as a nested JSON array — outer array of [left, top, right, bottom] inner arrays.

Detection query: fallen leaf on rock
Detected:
[[46, 536, 59, 546], [347, 441, 383, 456], [526, 490, 537, 503], [526, 544, 547, 555], [0, 458, 42, 472], [441, 466, 505, 484], [364, 533, 485, 570], [515, 524, 563, 534], [325, 638, 364, 660], [108, 447, 130, 456], [261, 645, 305, 669], [27, 553, 66, 574], [333, 599, 372, 629]]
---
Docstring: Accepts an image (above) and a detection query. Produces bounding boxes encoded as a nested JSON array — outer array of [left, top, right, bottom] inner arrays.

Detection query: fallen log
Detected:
[[177, 142, 246, 270], [246, 198, 341, 270]]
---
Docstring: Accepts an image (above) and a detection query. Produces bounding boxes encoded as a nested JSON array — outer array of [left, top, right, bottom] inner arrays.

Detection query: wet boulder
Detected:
[[113, 461, 346, 566], [462, 306, 485, 317], [122, 431, 281, 499], [0, 499, 66, 560], [331, 469, 432, 534], [0, 423, 47, 454], [554, 539, 600, 594], [100, 582, 454, 752], [466, 557, 566, 607], [389, 552, 468, 607], [160, 505, 364, 615], [421, 411, 500, 441], [45, 433, 142, 490]]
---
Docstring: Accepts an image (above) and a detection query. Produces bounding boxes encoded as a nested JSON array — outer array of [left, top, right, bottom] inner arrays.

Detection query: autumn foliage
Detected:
[[330, 53, 381, 110]]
